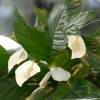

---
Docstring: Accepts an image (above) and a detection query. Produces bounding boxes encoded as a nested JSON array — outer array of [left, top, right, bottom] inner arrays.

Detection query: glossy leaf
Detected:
[[51, 50, 71, 68], [0, 46, 10, 72], [27, 86, 53, 100], [65, 79, 100, 98], [14, 10, 51, 60], [0, 78, 36, 100]]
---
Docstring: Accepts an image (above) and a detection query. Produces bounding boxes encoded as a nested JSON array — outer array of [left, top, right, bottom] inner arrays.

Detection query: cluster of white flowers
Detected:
[[8, 35, 86, 87], [8, 48, 40, 87]]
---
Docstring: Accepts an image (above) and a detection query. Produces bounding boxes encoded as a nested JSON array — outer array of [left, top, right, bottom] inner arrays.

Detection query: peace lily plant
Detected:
[[0, 0, 100, 100]]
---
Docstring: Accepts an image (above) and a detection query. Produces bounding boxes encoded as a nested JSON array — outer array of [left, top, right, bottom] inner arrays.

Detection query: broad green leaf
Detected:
[[0, 46, 10, 71], [33, 62, 49, 82], [48, 82, 73, 100], [65, 79, 100, 98], [0, 60, 49, 100], [14, 10, 51, 60], [51, 50, 71, 68], [0, 78, 36, 100], [27, 86, 53, 100]]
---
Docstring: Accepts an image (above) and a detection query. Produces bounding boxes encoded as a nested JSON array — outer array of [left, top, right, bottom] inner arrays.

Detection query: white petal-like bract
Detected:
[[50, 67, 71, 82], [8, 48, 28, 72], [67, 35, 86, 59], [0, 35, 21, 51], [15, 60, 40, 87], [39, 72, 51, 87]]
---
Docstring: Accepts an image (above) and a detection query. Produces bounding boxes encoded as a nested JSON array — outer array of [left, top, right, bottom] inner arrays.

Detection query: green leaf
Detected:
[[0, 78, 36, 100], [84, 36, 100, 56], [0, 46, 10, 72], [86, 52, 100, 71], [51, 50, 71, 68], [81, 57, 89, 78], [0, 58, 49, 100], [65, 79, 100, 98], [83, 36, 100, 71], [14, 10, 51, 60], [27, 86, 53, 100], [49, 82, 73, 100]]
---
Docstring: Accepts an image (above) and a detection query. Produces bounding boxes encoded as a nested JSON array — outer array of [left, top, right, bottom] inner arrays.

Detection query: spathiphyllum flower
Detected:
[[8, 48, 28, 72], [8, 48, 40, 87], [67, 35, 86, 59], [15, 60, 40, 87], [50, 67, 71, 81], [39, 67, 71, 87]]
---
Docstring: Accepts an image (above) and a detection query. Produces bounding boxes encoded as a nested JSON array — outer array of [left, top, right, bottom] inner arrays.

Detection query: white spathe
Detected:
[[39, 67, 71, 87], [15, 60, 40, 87], [8, 48, 28, 72], [50, 67, 71, 82], [0, 35, 21, 51], [67, 35, 86, 59]]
